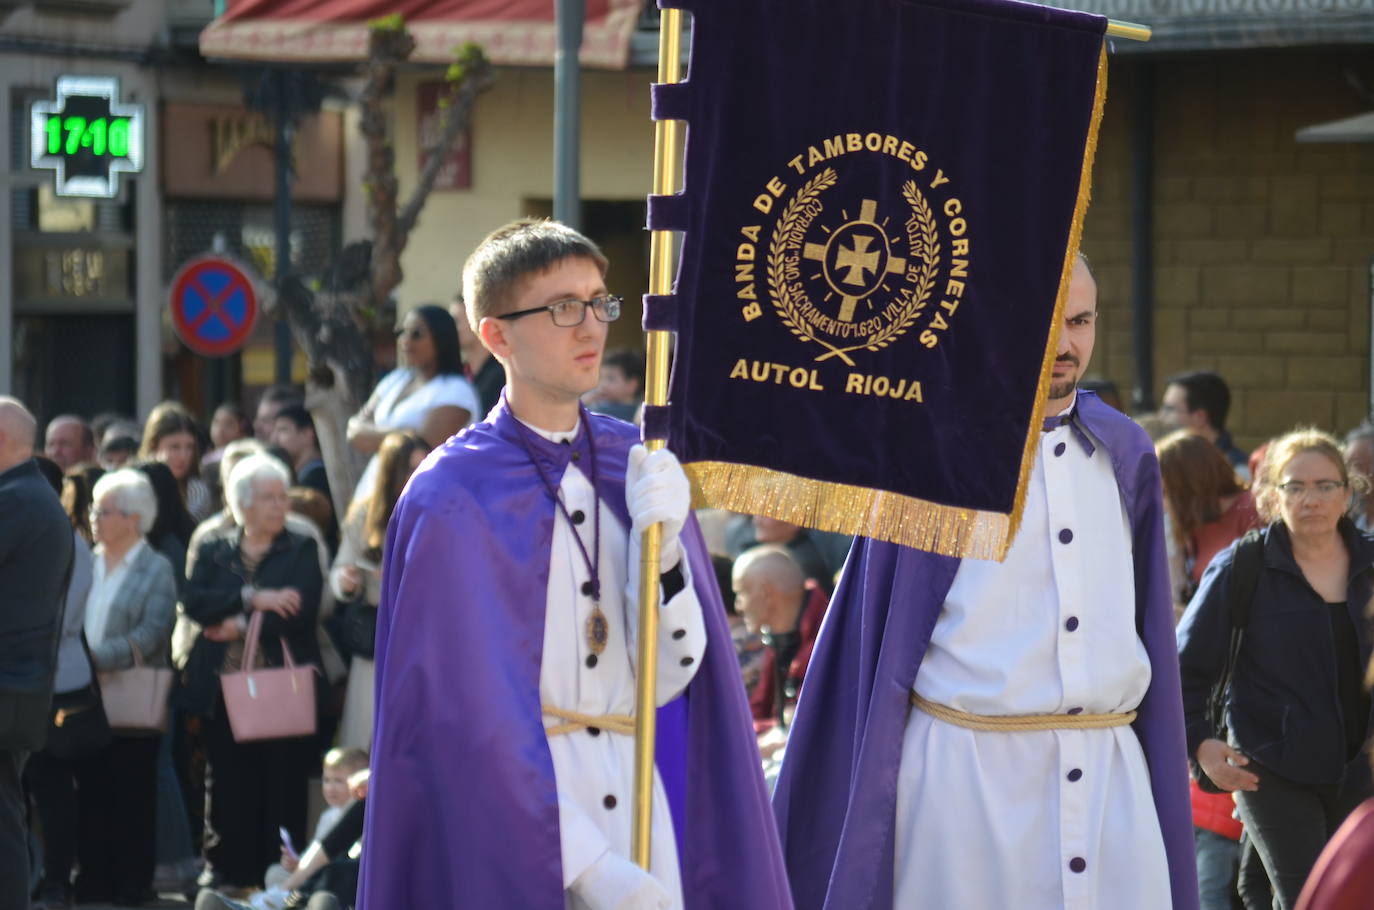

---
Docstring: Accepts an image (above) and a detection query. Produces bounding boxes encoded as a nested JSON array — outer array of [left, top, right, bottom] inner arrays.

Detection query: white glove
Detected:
[[570, 849, 672, 910], [626, 444, 690, 574]]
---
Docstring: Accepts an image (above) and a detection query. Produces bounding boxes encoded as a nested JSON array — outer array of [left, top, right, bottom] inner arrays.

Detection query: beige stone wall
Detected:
[[390, 66, 658, 351], [1084, 50, 1374, 451]]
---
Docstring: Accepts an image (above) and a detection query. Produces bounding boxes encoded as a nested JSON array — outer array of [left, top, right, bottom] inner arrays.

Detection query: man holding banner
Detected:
[[356, 220, 790, 909], [771, 257, 1196, 909], [649, 0, 1195, 907]]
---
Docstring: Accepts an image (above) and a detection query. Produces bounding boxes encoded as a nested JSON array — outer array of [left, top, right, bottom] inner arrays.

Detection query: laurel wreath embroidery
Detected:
[[767, 167, 838, 348], [766, 172, 940, 365], [885, 179, 940, 349]]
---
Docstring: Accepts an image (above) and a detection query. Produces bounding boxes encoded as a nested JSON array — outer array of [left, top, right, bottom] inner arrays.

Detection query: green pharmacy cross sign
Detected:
[[30, 76, 145, 199]]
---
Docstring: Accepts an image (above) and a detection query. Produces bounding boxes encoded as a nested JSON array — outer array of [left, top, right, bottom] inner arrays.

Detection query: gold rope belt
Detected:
[[542, 706, 635, 738], [910, 692, 1136, 732]]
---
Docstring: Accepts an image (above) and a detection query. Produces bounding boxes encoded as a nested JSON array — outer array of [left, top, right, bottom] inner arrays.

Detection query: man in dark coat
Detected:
[[0, 396, 75, 907]]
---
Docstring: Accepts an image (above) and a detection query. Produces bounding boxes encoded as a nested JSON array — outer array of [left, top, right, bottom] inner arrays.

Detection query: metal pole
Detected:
[[553, 0, 583, 229], [274, 81, 294, 386], [1130, 62, 1155, 411], [631, 6, 683, 871], [1106, 20, 1151, 41]]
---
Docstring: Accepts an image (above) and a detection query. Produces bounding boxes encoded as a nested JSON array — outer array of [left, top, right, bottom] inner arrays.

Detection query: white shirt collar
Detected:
[[95, 537, 146, 576], [1045, 389, 1079, 421], [515, 415, 583, 445]]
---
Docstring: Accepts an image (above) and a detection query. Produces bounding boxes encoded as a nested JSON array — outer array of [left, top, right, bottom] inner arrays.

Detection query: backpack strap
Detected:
[[1212, 529, 1266, 735], [1195, 528, 1266, 791], [1227, 529, 1265, 633]]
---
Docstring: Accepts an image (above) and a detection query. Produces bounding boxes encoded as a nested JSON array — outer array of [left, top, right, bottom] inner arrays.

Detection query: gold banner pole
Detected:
[[632, 6, 684, 871], [1105, 19, 1151, 41]]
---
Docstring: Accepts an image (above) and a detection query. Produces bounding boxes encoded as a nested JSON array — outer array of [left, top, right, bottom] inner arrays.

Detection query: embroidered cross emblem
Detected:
[[835, 234, 881, 286]]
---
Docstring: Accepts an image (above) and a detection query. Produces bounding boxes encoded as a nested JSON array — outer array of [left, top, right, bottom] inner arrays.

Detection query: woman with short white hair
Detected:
[[221, 452, 288, 522], [74, 467, 178, 905], [182, 453, 325, 895]]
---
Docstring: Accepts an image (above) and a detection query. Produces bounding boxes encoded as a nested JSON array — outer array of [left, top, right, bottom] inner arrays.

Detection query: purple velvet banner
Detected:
[[663, 0, 1107, 559]]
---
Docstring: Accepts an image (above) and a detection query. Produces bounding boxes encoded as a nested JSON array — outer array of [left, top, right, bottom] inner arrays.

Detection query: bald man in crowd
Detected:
[[44, 414, 95, 472], [734, 545, 829, 737], [0, 397, 75, 907]]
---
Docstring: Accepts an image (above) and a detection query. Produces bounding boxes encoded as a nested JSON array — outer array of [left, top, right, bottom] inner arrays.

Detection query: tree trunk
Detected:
[[275, 271, 373, 520], [274, 19, 493, 514]]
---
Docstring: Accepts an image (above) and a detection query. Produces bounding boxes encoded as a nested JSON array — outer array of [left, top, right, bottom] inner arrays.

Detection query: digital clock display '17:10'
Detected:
[[31, 76, 145, 198], [44, 114, 133, 158]]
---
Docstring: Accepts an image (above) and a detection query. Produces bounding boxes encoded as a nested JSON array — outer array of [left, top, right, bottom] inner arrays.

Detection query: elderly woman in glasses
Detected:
[[1179, 428, 1374, 910], [345, 304, 477, 504], [75, 468, 178, 906], [182, 454, 324, 896]]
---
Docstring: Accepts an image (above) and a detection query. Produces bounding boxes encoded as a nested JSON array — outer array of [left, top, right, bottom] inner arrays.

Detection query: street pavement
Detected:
[[64, 898, 191, 909]]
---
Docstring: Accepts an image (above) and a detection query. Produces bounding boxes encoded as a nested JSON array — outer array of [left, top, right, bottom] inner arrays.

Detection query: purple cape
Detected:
[[771, 392, 1199, 910], [357, 399, 792, 909]]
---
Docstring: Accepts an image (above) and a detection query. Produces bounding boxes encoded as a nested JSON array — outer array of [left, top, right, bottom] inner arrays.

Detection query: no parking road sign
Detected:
[[170, 256, 259, 357]]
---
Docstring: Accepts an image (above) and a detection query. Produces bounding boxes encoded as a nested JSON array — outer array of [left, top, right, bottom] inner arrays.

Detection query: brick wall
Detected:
[[1082, 50, 1374, 451]]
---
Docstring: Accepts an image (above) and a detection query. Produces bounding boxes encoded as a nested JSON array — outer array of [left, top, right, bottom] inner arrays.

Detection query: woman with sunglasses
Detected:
[[345, 304, 476, 504], [1179, 428, 1374, 909]]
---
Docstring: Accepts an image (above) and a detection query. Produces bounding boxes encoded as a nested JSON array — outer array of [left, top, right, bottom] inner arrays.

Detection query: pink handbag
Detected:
[[219, 610, 317, 743], [98, 642, 172, 733]]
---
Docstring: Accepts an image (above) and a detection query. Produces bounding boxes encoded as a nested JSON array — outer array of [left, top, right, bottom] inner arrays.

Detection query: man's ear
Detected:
[[758, 579, 778, 615], [478, 316, 511, 362]]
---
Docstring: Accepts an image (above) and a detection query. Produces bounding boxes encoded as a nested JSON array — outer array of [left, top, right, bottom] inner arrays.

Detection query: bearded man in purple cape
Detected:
[[357, 219, 791, 910], [773, 256, 1200, 910]]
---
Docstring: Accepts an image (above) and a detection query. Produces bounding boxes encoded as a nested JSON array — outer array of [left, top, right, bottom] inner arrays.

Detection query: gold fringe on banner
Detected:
[[1002, 43, 1110, 557], [687, 460, 1011, 561], [687, 44, 1110, 563]]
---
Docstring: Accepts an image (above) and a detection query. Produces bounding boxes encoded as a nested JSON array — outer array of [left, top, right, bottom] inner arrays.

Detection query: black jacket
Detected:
[[0, 458, 75, 749], [177, 528, 324, 716], [1178, 519, 1374, 786], [471, 355, 505, 420]]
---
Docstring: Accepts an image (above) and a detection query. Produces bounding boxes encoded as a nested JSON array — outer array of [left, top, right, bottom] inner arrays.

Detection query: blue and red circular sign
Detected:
[[170, 256, 258, 357]]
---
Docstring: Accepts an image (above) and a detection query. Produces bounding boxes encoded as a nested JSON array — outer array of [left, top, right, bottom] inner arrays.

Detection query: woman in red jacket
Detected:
[[1159, 430, 1261, 605]]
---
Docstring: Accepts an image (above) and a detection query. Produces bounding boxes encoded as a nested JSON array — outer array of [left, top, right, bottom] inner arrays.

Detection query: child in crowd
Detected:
[[197, 763, 369, 910], [264, 748, 368, 892]]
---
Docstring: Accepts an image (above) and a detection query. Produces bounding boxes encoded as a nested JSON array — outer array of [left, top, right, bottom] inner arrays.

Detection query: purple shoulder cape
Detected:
[[771, 391, 1199, 910], [357, 399, 792, 909]]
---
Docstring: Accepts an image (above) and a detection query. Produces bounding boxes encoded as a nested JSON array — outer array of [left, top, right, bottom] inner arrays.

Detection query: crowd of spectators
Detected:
[[0, 340, 462, 909], [4, 354, 1374, 910]]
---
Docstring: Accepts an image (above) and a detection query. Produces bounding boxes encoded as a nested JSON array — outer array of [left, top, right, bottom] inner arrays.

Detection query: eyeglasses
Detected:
[[496, 295, 623, 328], [1277, 480, 1347, 499], [90, 508, 128, 520]]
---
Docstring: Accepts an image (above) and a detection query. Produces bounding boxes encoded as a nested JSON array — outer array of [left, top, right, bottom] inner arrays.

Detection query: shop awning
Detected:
[[1030, 0, 1374, 52], [1296, 111, 1374, 144], [199, 0, 643, 70]]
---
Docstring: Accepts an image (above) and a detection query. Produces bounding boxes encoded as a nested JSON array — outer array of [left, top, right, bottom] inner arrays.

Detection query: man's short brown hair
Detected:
[[460, 218, 608, 332]]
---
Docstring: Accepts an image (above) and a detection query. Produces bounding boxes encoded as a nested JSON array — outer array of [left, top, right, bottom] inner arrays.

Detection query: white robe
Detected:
[[526, 423, 707, 910], [893, 414, 1172, 910]]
